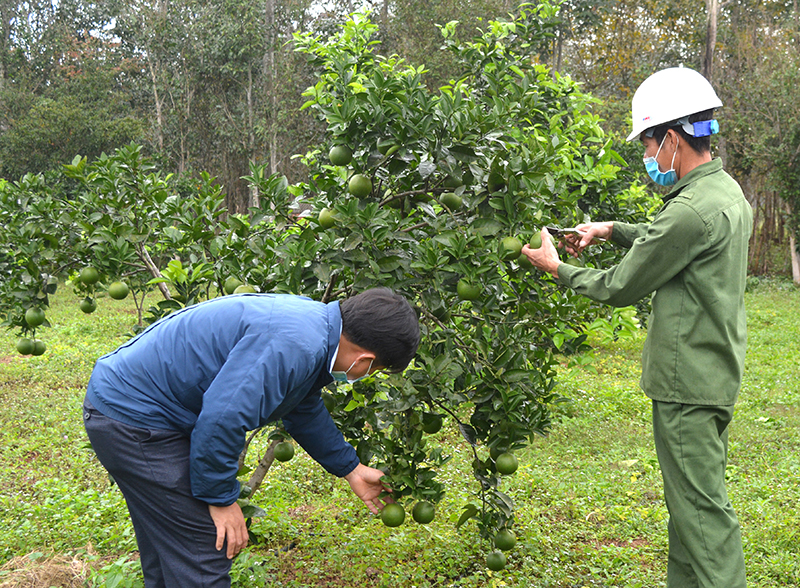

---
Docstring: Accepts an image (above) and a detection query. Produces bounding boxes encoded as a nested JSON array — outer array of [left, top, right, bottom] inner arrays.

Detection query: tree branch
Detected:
[[136, 243, 172, 300], [246, 438, 280, 494]]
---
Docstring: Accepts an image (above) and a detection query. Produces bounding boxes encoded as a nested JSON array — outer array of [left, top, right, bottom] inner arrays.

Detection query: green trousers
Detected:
[[652, 401, 746, 588]]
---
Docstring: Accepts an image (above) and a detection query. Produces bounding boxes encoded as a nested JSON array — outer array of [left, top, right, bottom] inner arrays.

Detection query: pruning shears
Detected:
[[544, 226, 606, 243]]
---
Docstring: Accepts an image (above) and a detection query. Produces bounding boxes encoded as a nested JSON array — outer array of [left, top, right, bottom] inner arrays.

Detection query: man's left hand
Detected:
[[209, 502, 248, 559], [521, 227, 562, 278]]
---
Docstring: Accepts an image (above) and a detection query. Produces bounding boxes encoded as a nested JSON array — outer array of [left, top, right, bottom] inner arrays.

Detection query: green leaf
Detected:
[[471, 218, 504, 237], [456, 504, 479, 528], [458, 423, 478, 446]]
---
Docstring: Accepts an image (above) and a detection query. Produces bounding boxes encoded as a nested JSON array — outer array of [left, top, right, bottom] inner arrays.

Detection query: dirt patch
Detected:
[[286, 504, 316, 520]]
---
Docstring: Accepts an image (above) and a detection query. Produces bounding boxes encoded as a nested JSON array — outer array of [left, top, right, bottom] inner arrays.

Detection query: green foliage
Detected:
[[0, 96, 143, 179], [87, 556, 145, 588], [0, 173, 79, 339], [0, 5, 655, 544]]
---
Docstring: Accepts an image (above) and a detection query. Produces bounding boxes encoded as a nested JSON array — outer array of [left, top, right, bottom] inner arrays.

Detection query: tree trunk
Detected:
[[179, 81, 193, 175], [246, 438, 280, 494], [795, 0, 799, 44], [791, 232, 800, 285], [264, 0, 279, 178], [148, 58, 165, 152], [148, 0, 169, 153], [0, 0, 9, 92], [247, 67, 259, 209], [703, 0, 718, 81]]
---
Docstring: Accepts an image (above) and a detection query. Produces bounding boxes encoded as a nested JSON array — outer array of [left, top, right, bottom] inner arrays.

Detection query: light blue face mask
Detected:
[[331, 358, 374, 385], [643, 133, 678, 186]]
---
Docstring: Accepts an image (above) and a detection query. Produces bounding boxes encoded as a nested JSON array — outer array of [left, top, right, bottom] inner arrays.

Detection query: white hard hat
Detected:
[[627, 67, 723, 142]]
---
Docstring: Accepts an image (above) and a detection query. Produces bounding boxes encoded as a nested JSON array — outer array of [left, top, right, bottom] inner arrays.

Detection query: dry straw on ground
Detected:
[[0, 551, 96, 588]]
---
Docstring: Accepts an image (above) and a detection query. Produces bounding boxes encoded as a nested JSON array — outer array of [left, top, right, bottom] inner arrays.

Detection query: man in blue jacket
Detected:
[[83, 287, 420, 588]]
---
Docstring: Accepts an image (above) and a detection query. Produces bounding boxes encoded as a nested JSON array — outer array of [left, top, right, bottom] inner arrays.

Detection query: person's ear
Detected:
[[358, 352, 376, 367], [668, 129, 680, 151]]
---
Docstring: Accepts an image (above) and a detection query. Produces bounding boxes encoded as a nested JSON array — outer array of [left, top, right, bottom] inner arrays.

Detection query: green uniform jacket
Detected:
[[558, 159, 753, 405]]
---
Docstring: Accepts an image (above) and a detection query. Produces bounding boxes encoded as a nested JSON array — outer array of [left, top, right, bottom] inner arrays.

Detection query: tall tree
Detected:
[[0, 0, 144, 178], [714, 0, 800, 279]]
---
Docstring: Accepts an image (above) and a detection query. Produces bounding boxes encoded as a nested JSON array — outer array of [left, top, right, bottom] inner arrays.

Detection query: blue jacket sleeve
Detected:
[[282, 392, 359, 478], [189, 333, 319, 506]]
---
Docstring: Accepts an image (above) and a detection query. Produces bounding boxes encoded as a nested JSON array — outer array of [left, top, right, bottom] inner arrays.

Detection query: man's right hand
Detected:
[[563, 221, 613, 256], [344, 463, 393, 514], [209, 502, 248, 559]]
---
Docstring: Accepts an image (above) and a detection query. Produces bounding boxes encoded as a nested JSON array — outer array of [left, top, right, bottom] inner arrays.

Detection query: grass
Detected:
[[0, 279, 798, 587]]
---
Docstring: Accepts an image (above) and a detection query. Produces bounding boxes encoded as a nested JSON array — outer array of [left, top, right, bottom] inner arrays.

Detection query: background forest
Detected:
[[0, 0, 798, 278]]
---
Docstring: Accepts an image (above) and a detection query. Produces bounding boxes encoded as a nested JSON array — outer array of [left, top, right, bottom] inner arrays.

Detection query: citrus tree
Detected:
[[0, 173, 81, 356], [237, 4, 650, 559], [0, 2, 654, 569]]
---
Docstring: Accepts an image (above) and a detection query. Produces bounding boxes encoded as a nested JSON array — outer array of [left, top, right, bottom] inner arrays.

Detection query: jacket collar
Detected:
[[663, 158, 723, 202], [321, 300, 342, 385]]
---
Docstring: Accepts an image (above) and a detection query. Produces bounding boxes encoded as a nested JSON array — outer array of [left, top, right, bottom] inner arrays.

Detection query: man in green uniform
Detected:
[[522, 66, 751, 588]]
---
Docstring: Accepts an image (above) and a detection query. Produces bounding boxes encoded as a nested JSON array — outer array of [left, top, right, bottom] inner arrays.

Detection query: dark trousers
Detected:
[[83, 399, 233, 588], [652, 401, 746, 588]]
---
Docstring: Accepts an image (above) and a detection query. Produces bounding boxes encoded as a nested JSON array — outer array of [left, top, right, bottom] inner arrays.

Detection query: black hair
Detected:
[[340, 288, 420, 373], [650, 109, 715, 154]]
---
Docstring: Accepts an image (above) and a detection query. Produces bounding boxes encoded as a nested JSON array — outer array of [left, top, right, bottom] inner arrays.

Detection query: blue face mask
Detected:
[[643, 133, 678, 186], [331, 358, 374, 385]]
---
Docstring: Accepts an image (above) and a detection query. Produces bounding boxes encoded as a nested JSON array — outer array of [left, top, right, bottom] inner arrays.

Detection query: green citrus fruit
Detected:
[[32, 340, 46, 356], [108, 281, 130, 300], [273, 442, 295, 462], [329, 145, 353, 166], [348, 174, 373, 198], [529, 233, 543, 249], [494, 529, 517, 551], [380, 503, 406, 527], [495, 452, 519, 475], [318, 207, 337, 229], [500, 236, 523, 261], [443, 175, 463, 188], [79, 266, 100, 285], [223, 277, 243, 295], [565, 257, 584, 267], [517, 253, 533, 269], [421, 412, 444, 434], [489, 444, 508, 461], [486, 550, 507, 571], [233, 284, 257, 294], [412, 501, 435, 525], [440, 192, 463, 210], [80, 297, 97, 314], [25, 307, 46, 327], [456, 279, 481, 301], [16, 338, 35, 355]]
